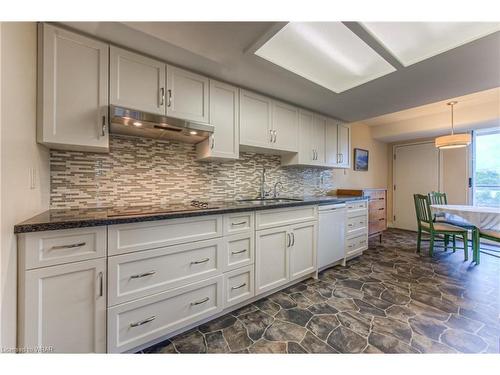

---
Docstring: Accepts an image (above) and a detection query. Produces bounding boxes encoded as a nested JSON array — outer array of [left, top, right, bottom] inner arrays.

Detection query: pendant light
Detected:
[[435, 101, 471, 149]]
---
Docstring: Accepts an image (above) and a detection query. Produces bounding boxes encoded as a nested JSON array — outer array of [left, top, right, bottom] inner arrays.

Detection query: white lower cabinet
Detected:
[[108, 275, 223, 353], [255, 220, 317, 295], [19, 258, 106, 353], [345, 200, 369, 258]]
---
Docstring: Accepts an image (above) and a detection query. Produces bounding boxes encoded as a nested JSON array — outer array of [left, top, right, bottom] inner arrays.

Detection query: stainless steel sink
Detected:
[[237, 197, 304, 204]]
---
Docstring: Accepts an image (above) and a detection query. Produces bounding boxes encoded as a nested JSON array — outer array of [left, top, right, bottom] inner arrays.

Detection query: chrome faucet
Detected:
[[273, 181, 283, 198]]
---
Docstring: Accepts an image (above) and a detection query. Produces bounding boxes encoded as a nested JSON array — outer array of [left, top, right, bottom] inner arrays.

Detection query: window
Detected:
[[472, 128, 500, 207]]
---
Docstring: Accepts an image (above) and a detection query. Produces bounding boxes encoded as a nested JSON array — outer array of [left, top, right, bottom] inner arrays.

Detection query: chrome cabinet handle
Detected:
[[191, 297, 209, 306], [167, 89, 172, 107], [340, 154, 344, 163], [269, 129, 273, 143], [98, 271, 103, 297], [231, 249, 247, 255], [191, 258, 210, 265], [211, 134, 215, 149], [130, 315, 156, 328], [160, 87, 165, 106], [231, 221, 247, 226], [130, 271, 156, 279], [101, 116, 107, 137], [291, 232, 295, 246], [273, 130, 277, 143], [231, 283, 247, 290], [286, 233, 291, 247], [51, 242, 86, 250]]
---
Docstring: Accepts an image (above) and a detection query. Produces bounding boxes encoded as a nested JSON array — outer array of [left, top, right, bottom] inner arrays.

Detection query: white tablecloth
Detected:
[[430, 204, 500, 232]]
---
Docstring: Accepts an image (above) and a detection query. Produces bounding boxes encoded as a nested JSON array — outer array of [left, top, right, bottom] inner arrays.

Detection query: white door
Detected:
[[255, 227, 289, 295], [38, 24, 109, 152], [110, 46, 166, 114], [313, 115, 327, 165], [22, 259, 106, 353], [239, 90, 272, 149], [298, 109, 315, 164], [325, 120, 339, 166], [338, 123, 351, 167], [289, 222, 317, 280], [166, 65, 209, 123], [318, 206, 346, 269], [272, 101, 299, 152], [394, 142, 440, 231]]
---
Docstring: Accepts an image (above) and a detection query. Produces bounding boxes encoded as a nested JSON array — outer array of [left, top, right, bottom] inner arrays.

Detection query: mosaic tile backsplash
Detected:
[[50, 135, 335, 209]]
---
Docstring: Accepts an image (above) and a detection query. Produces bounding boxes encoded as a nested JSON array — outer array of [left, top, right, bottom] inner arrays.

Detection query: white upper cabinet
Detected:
[[312, 114, 327, 165], [37, 24, 109, 152], [196, 80, 239, 160], [272, 101, 299, 152], [326, 118, 340, 166], [337, 122, 351, 168], [110, 47, 166, 114], [166, 65, 209, 123], [239, 90, 273, 149]]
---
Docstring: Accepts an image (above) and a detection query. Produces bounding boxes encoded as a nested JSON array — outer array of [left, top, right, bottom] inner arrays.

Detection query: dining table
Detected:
[[430, 204, 500, 263]]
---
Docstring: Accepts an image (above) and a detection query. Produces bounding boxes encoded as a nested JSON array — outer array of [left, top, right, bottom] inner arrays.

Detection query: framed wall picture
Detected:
[[353, 148, 369, 171]]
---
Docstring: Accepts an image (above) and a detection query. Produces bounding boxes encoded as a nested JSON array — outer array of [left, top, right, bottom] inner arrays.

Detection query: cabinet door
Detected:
[[110, 46, 166, 114], [338, 123, 351, 167], [166, 65, 209, 123], [272, 101, 298, 152], [325, 119, 339, 166], [38, 24, 109, 152], [21, 259, 106, 353], [298, 109, 314, 164], [290, 222, 317, 280], [196, 80, 239, 160], [255, 227, 289, 295], [239, 90, 272, 149], [312, 115, 327, 165]]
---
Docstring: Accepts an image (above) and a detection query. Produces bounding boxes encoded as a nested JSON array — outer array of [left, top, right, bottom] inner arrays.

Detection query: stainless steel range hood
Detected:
[[109, 105, 214, 144]]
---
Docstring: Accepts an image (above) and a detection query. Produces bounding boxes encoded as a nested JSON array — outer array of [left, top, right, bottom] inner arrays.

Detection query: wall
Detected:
[[0, 22, 50, 349], [332, 123, 388, 190]]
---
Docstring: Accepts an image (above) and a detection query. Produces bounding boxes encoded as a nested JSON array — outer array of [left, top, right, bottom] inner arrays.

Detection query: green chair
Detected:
[[414, 194, 469, 259], [475, 230, 500, 264]]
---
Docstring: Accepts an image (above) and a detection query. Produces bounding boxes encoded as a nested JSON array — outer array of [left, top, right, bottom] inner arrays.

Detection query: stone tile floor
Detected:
[[140, 229, 500, 354]]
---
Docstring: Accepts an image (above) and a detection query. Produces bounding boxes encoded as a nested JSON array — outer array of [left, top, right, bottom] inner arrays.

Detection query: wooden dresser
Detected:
[[336, 189, 387, 241]]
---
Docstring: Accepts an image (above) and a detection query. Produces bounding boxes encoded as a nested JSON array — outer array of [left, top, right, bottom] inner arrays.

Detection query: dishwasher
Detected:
[[318, 203, 347, 271]]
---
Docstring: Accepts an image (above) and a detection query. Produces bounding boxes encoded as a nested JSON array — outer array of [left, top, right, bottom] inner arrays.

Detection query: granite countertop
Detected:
[[14, 195, 367, 234]]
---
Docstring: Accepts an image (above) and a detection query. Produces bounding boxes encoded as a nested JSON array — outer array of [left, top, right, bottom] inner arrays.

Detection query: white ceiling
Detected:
[[59, 22, 500, 123]]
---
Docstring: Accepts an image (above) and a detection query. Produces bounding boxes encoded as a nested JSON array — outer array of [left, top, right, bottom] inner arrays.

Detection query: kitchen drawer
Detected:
[[108, 215, 222, 255], [224, 265, 254, 308], [365, 190, 386, 200], [19, 227, 106, 270], [346, 235, 368, 257], [108, 275, 223, 353], [369, 219, 386, 235], [223, 212, 254, 235], [256, 206, 318, 230], [347, 200, 368, 218], [347, 215, 368, 238], [108, 238, 223, 306], [224, 233, 254, 272]]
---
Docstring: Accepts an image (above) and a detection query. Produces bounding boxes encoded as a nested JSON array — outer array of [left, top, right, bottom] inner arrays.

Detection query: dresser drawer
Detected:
[[108, 275, 223, 353], [369, 218, 387, 235], [256, 206, 318, 230], [347, 215, 368, 238], [223, 212, 254, 235], [19, 227, 106, 270], [346, 235, 368, 257], [224, 233, 254, 272], [108, 238, 223, 306], [369, 199, 385, 211], [365, 190, 386, 200], [224, 265, 254, 308], [108, 215, 223, 255]]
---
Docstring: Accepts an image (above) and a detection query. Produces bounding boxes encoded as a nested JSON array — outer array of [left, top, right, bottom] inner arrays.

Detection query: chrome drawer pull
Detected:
[[348, 224, 353, 227], [231, 283, 247, 290], [191, 297, 209, 306], [130, 315, 156, 328], [359, 221, 364, 224], [231, 249, 247, 255], [191, 258, 210, 265], [231, 221, 247, 226], [130, 271, 156, 279], [51, 242, 86, 250]]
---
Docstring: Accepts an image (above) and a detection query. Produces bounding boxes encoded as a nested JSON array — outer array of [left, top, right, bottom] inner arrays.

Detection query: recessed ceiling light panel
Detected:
[[361, 22, 500, 67], [254, 22, 396, 93]]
